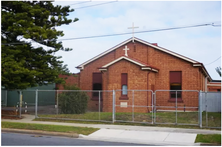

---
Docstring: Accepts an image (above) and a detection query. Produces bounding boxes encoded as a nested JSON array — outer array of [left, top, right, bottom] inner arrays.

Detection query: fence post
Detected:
[[112, 90, 116, 123], [154, 91, 156, 124], [152, 92, 154, 124], [5, 90, 7, 107], [99, 91, 101, 121], [56, 90, 59, 115], [176, 91, 177, 125], [35, 89, 38, 118], [198, 91, 202, 128], [19, 91, 22, 118], [205, 92, 208, 127], [132, 90, 134, 122]]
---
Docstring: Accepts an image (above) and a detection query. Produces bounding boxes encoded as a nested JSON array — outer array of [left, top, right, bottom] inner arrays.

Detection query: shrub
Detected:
[[58, 84, 89, 114]]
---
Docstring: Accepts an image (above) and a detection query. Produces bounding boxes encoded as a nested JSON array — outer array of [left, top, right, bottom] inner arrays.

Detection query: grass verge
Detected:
[[34, 117, 221, 130], [1, 121, 99, 135], [195, 134, 221, 144], [36, 111, 221, 128]]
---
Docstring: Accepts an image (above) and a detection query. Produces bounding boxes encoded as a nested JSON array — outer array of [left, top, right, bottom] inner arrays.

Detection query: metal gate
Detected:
[[200, 91, 221, 129]]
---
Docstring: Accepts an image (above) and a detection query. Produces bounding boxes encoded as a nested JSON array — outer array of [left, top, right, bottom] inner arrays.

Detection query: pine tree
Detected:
[[1, 1, 78, 90]]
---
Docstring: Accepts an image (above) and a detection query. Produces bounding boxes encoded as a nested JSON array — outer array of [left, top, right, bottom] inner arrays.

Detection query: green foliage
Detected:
[[215, 66, 221, 77], [1, 1, 79, 90], [59, 85, 89, 114]]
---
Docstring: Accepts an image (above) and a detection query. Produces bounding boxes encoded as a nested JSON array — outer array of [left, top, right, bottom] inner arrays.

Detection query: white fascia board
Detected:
[[134, 38, 198, 64], [123, 57, 145, 67], [141, 67, 159, 72], [207, 84, 221, 86], [141, 67, 151, 70], [152, 69, 159, 72], [102, 56, 146, 68], [193, 64, 202, 67], [99, 69, 107, 71]]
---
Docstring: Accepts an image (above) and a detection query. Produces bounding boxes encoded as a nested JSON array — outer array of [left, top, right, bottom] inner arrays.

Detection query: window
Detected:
[[170, 71, 182, 99], [120, 73, 128, 99], [122, 85, 128, 95], [92, 73, 102, 100], [93, 83, 102, 97]]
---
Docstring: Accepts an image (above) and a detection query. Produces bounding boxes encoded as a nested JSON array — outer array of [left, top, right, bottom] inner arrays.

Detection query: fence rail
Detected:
[[1, 89, 221, 129]]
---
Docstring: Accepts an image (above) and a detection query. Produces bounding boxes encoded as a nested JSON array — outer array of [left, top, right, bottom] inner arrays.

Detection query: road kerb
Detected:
[[1, 128, 79, 138]]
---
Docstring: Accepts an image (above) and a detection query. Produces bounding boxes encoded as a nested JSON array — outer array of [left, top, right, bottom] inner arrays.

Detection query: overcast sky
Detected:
[[53, 1, 221, 80]]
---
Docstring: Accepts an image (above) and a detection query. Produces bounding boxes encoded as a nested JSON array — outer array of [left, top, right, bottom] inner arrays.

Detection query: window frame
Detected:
[[168, 71, 183, 102], [92, 72, 103, 101], [120, 73, 129, 100]]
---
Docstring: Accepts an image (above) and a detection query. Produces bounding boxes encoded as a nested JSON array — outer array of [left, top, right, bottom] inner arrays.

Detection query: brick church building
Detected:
[[57, 37, 220, 112]]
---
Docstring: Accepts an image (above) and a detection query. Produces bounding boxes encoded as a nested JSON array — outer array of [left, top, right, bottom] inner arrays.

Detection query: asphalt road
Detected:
[[1, 132, 148, 146]]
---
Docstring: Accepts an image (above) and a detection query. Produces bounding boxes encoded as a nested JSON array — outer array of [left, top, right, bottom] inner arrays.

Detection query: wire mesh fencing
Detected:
[[22, 90, 37, 115], [36, 90, 113, 122], [2, 89, 220, 129], [154, 90, 200, 126], [114, 90, 154, 124]]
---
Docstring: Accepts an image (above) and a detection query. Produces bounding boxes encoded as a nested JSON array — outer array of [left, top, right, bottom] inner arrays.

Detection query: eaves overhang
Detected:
[[193, 63, 212, 81], [98, 56, 159, 73], [76, 37, 200, 70]]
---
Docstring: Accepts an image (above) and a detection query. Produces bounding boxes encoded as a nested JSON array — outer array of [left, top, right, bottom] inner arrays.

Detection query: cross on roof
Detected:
[[128, 22, 139, 42], [123, 45, 129, 56]]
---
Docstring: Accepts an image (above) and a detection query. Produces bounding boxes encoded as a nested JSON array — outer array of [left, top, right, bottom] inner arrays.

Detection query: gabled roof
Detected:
[[76, 37, 200, 70], [98, 55, 159, 72], [76, 37, 212, 80]]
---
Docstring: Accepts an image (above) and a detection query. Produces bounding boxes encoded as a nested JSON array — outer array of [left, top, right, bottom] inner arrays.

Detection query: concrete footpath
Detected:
[[2, 115, 221, 146]]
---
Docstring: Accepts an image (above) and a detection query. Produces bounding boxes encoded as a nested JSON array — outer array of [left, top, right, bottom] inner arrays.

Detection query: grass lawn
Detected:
[[195, 134, 221, 144], [1, 122, 99, 135], [36, 111, 221, 128]]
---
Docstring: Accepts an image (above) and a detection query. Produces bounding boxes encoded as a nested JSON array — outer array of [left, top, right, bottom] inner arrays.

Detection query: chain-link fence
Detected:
[[154, 90, 200, 126], [114, 90, 154, 124], [36, 90, 113, 122], [2, 89, 221, 129]]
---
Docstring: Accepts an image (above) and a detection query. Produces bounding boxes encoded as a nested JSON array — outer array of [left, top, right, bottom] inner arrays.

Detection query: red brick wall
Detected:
[[56, 74, 80, 90], [146, 45, 201, 109], [79, 51, 115, 90], [75, 40, 207, 112], [102, 59, 149, 112], [207, 82, 221, 92]]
